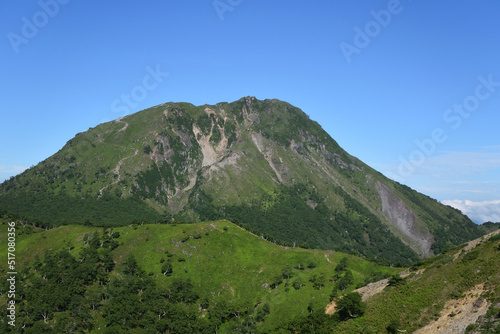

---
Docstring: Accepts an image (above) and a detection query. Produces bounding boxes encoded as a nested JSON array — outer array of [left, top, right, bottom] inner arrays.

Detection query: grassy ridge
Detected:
[[0, 219, 400, 332], [331, 232, 500, 333]]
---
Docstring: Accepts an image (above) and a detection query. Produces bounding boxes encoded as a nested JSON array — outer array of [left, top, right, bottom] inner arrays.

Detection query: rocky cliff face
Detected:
[[0, 97, 483, 263], [376, 181, 434, 257]]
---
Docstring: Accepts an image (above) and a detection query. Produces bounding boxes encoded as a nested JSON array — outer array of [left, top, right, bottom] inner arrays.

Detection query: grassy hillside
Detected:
[[0, 218, 400, 333], [326, 231, 500, 334]]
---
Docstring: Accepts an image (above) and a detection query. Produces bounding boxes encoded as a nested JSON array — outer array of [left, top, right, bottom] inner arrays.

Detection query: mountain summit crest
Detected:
[[0, 97, 482, 265]]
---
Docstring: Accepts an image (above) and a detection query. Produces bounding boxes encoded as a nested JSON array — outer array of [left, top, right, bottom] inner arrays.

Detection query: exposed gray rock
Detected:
[[376, 181, 434, 257]]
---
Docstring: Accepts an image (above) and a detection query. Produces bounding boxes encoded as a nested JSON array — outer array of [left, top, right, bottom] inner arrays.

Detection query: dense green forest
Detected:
[[187, 183, 419, 266], [0, 187, 164, 227]]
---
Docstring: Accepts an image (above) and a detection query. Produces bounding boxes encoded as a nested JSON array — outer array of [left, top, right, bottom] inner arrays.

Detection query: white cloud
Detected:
[[441, 199, 500, 224]]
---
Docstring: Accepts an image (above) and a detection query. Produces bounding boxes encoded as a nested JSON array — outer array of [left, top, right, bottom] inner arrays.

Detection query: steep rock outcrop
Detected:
[[376, 181, 434, 257]]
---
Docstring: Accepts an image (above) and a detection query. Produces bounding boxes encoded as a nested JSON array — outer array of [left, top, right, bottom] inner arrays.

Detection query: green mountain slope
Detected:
[[0, 97, 483, 264], [0, 218, 400, 333], [326, 230, 500, 334], [2, 218, 497, 334]]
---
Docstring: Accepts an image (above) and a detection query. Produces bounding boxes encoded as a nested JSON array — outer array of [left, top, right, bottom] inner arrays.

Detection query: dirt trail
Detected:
[[98, 148, 138, 197], [115, 117, 129, 132]]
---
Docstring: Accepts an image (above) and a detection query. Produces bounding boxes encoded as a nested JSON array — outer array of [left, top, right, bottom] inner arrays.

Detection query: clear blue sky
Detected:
[[1, 0, 500, 222]]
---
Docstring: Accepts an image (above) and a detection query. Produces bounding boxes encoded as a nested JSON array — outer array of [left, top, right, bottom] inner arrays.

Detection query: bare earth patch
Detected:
[[413, 283, 489, 334], [325, 300, 337, 315], [325, 269, 425, 315], [325, 278, 392, 315], [354, 278, 391, 302]]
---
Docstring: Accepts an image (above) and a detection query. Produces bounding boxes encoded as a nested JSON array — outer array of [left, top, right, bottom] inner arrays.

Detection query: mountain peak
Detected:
[[0, 98, 483, 264]]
